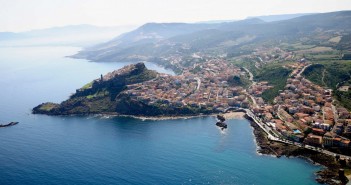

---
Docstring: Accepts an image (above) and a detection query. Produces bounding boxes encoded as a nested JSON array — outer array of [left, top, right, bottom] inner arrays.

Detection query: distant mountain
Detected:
[[0, 32, 19, 40], [75, 22, 221, 60], [196, 20, 236, 24], [0, 24, 137, 47], [73, 11, 351, 62], [197, 13, 312, 24], [248, 13, 315, 22]]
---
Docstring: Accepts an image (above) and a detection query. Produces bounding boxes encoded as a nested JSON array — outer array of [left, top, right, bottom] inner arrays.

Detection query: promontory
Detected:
[[33, 61, 249, 117]]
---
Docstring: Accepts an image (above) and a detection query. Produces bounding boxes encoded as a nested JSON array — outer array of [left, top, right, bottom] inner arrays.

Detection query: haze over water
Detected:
[[0, 46, 320, 184]]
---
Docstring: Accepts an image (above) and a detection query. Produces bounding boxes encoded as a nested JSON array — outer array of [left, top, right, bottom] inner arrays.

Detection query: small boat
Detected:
[[0, 122, 19, 127]]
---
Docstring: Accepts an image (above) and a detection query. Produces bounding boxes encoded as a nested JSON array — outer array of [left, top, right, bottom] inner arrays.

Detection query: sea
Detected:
[[0, 46, 320, 185]]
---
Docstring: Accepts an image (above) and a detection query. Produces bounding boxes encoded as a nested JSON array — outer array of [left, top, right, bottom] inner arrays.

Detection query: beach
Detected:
[[223, 111, 246, 120]]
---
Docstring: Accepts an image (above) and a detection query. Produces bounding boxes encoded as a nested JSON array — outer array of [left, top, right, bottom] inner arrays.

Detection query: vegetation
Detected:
[[303, 60, 351, 110], [190, 66, 201, 74], [254, 65, 292, 103], [74, 11, 351, 66], [81, 81, 93, 90], [36, 103, 58, 111], [280, 42, 315, 51], [303, 61, 351, 88], [228, 75, 251, 88], [336, 34, 351, 51], [302, 64, 325, 86], [33, 63, 158, 115], [335, 90, 351, 110]]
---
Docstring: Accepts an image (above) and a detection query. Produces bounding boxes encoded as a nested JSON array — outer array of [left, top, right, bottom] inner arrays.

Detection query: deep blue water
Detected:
[[0, 46, 320, 185]]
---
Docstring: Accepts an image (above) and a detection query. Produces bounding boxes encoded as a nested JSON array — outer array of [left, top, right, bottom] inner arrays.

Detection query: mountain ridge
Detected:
[[73, 11, 351, 62]]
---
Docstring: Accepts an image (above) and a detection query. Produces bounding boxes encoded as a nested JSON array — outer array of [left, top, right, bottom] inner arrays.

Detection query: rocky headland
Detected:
[[33, 62, 158, 115], [32, 62, 219, 116]]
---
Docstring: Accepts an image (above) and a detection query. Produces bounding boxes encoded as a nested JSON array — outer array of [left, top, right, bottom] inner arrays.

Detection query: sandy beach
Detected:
[[223, 112, 246, 120]]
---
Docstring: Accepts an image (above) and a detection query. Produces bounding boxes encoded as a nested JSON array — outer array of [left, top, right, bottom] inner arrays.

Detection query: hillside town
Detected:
[[124, 59, 250, 112], [120, 54, 351, 152], [246, 62, 351, 152]]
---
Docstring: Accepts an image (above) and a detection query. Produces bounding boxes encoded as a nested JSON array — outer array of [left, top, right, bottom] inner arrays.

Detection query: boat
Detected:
[[0, 122, 19, 127]]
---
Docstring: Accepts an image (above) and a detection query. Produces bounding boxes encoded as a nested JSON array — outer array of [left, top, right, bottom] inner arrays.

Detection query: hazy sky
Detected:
[[1, 0, 351, 32]]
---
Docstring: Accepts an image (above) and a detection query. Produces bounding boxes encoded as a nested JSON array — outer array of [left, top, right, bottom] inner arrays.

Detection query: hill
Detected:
[[248, 13, 314, 22], [33, 63, 158, 115], [303, 61, 351, 110], [72, 11, 351, 63]]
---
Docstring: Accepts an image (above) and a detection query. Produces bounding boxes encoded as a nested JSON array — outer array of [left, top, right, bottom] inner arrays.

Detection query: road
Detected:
[[243, 67, 254, 81], [240, 64, 350, 159], [296, 64, 311, 77], [194, 77, 201, 91], [245, 108, 351, 160], [242, 67, 258, 108]]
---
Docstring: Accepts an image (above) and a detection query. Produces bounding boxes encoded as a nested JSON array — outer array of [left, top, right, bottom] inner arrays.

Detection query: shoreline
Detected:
[[247, 117, 349, 185], [42, 110, 347, 184], [117, 113, 217, 121], [87, 111, 246, 121], [129, 111, 350, 185]]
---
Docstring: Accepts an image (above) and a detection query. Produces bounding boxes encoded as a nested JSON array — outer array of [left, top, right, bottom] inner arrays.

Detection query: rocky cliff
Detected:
[[32, 62, 158, 115]]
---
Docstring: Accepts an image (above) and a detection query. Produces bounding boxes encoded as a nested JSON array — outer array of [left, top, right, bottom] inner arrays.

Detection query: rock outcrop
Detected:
[[33, 62, 158, 115]]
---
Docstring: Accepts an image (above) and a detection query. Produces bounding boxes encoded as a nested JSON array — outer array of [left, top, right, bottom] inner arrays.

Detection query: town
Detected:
[[124, 59, 249, 113], [120, 53, 351, 158]]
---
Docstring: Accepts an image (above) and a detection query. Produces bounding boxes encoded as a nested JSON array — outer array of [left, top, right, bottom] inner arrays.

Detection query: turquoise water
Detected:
[[0, 46, 320, 184]]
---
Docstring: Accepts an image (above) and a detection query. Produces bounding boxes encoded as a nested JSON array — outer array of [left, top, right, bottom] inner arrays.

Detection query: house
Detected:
[[304, 134, 323, 146], [294, 113, 309, 119], [333, 137, 342, 147], [340, 140, 351, 148], [323, 132, 333, 147], [264, 113, 273, 121], [312, 128, 326, 136], [335, 123, 344, 135], [278, 109, 294, 123]]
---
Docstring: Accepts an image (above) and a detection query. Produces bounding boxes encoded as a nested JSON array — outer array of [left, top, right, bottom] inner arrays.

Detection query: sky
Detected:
[[1, 0, 351, 32]]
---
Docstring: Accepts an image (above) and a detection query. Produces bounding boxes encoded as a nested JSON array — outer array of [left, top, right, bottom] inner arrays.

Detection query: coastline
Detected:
[[247, 117, 349, 185], [44, 109, 346, 184], [117, 113, 217, 121], [115, 111, 350, 184], [90, 111, 246, 121]]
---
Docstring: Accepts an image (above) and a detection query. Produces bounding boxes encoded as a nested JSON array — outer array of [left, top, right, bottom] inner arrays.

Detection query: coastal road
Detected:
[[242, 64, 351, 159], [246, 109, 351, 159]]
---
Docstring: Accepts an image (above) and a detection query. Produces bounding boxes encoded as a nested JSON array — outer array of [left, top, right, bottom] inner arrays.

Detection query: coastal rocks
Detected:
[[215, 121, 227, 129], [72, 62, 156, 99], [32, 61, 220, 117], [32, 63, 157, 115], [114, 92, 212, 116], [216, 114, 227, 129], [315, 169, 347, 185], [248, 118, 349, 185]]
